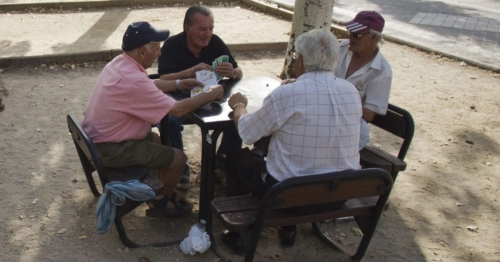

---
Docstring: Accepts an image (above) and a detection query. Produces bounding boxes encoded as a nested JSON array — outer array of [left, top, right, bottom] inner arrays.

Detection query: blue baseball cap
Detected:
[[122, 22, 170, 51]]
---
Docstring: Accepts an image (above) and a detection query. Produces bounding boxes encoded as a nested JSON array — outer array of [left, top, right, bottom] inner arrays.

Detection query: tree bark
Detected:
[[280, 0, 335, 80]]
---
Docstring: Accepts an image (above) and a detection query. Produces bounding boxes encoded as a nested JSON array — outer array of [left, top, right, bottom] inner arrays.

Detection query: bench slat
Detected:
[[211, 195, 261, 214], [360, 148, 392, 173], [215, 196, 388, 232], [363, 145, 407, 172]]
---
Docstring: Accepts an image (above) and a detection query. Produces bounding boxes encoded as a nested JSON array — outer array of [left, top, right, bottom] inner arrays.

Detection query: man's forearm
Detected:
[[169, 92, 216, 117], [233, 67, 243, 80], [160, 69, 194, 80], [232, 106, 247, 129], [154, 79, 176, 93]]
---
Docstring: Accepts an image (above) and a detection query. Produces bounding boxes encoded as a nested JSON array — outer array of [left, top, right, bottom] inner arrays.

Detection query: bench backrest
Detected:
[[262, 168, 393, 211], [67, 114, 108, 186], [371, 104, 414, 160]]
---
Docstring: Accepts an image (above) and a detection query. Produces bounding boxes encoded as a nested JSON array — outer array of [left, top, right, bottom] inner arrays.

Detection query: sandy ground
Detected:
[[1, 8, 500, 262]]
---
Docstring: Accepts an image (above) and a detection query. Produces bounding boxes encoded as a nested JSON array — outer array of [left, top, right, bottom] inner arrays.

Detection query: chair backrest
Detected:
[[262, 168, 393, 211], [67, 114, 108, 186], [370, 104, 415, 160]]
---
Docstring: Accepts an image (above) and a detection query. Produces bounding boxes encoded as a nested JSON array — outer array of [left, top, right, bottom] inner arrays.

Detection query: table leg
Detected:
[[198, 128, 230, 261]]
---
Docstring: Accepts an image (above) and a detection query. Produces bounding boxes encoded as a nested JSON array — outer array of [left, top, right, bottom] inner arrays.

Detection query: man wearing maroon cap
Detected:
[[334, 11, 393, 149]]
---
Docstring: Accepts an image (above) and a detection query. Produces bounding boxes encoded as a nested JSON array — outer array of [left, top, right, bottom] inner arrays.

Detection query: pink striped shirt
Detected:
[[82, 54, 175, 143]]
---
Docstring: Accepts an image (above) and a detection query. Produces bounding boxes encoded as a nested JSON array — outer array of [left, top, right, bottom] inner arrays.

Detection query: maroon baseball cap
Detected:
[[343, 11, 385, 33]]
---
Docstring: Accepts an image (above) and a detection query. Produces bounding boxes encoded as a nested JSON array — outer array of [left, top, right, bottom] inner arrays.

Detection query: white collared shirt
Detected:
[[334, 40, 392, 115], [238, 71, 362, 181]]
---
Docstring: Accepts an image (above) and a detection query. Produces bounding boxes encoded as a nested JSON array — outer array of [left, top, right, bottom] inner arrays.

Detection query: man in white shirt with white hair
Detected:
[[220, 29, 362, 252]]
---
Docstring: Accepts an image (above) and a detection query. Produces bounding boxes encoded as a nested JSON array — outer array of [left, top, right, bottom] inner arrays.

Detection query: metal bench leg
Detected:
[[311, 222, 346, 253]]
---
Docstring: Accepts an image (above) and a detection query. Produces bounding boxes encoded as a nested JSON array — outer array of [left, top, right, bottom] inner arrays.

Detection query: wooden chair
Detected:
[[211, 168, 393, 262], [67, 114, 182, 248], [360, 103, 414, 182]]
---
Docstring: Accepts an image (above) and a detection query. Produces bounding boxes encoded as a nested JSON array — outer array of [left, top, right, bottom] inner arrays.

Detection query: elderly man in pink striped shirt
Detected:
[[82, 22, 223, 217]]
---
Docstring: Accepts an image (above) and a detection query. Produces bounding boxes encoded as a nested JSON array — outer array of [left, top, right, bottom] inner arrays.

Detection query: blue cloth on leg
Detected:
[[95, 180, 155, 234]]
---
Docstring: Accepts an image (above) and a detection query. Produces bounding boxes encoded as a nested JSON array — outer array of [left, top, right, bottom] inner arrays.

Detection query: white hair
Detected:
[[294, 29, 340, 72], [369, 29, 383, 44]]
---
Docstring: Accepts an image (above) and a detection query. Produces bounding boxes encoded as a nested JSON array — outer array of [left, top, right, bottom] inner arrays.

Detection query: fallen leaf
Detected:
[[78, 235, 88, 239], [138, 257, 150, 262], [351, 227, 363, 236], [57, 228, 67, 234], [338, 237, 353, 246], [466, 226, 478, 232]]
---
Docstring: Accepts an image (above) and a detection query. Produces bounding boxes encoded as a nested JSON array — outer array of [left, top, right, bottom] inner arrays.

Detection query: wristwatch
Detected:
[[175, 79, 180, 93]]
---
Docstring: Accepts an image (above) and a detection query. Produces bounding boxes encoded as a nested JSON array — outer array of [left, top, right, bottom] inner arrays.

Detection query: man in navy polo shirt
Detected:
[[158, 5, 243, 190]]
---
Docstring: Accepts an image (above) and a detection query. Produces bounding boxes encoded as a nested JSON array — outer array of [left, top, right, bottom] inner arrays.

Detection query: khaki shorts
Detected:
[[95, 132, 175, 170]]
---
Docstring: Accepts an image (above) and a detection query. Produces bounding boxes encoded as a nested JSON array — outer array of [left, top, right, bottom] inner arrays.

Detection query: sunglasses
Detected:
[[349, 32, 371, 39]]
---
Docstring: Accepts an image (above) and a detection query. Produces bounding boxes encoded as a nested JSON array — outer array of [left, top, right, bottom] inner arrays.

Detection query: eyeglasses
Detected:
[[349, 32, 371, 39]]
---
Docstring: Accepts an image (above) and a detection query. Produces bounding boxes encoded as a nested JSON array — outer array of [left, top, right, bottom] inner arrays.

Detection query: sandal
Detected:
[[145, 193, 192, 217]]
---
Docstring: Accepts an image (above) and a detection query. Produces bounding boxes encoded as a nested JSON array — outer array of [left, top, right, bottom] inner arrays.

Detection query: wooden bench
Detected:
[[211, 168, 393, 262], [360, 103, 414, 182], [67, 114, 182, 248]]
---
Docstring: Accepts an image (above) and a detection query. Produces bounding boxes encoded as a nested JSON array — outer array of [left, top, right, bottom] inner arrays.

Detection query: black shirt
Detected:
[[158, 31, 238, 76]]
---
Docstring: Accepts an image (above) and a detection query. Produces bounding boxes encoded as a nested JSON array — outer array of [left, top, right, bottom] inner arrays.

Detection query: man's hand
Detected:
[[216, 62, 235, 78], [228, 92, 248, 109], [206, 85, 224, 101], [281, 78, 296, 85], [190, 63, 212, 76], [179, 78, 203, 91]]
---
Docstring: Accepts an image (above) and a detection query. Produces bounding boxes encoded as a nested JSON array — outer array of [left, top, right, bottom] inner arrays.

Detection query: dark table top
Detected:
[[170, 75, 281, 130]]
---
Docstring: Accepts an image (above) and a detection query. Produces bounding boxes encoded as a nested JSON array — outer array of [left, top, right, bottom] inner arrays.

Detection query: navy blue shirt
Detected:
[[158, 31, 238, 76]]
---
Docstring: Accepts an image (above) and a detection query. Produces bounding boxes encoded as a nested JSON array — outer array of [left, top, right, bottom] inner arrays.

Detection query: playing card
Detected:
[[192, 70, 218, 97], [212, 55, 230, 82]]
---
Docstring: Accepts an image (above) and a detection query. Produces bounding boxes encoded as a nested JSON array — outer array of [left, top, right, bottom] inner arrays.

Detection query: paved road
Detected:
[[271, 0, 500, 71]]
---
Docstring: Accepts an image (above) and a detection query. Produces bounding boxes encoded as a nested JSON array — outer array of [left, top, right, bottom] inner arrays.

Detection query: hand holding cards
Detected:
[[191, 55, 230, 97], [191, 70, 218, 97], [212, 55, 229, 82]]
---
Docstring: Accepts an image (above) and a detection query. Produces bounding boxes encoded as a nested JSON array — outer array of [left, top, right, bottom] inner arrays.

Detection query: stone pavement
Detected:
[[0, 0, 499, 71], [271, 0, 500, 71]]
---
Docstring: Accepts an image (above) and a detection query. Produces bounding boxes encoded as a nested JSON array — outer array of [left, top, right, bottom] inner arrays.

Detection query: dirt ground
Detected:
[[1, 22, 500, 262]]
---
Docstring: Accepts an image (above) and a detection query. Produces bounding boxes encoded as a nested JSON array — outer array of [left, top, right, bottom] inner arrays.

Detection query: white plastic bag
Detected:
[[179, 220, 211, 255]]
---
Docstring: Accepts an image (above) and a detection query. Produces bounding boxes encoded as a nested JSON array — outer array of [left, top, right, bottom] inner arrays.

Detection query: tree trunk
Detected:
[[280, 0, 335, 80]]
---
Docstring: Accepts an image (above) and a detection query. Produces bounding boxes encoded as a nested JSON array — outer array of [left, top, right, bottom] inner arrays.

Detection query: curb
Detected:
[[0, 0, 234, 11], [0, 43, 288, 68]]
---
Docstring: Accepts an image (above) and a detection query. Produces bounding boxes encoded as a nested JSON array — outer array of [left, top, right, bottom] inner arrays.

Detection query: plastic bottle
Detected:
[[179, 220, 211, 255]]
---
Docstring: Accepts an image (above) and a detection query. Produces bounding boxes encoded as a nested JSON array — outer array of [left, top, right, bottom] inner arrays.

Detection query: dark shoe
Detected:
[[221, 230, 247, 254], [175, 164, 190, 190], [278, 226, 296, 247], [145, 193, 192, 217]]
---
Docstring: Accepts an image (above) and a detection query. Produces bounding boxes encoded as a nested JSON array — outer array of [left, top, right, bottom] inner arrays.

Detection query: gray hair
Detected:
[[369, 29, 383, 44], [294, 29, 340, 72], [183, 5, 213, 27]]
